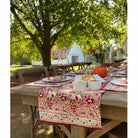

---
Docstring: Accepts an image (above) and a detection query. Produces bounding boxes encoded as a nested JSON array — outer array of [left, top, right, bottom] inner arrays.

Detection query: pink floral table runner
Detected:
[[38, 85, 104, 129]]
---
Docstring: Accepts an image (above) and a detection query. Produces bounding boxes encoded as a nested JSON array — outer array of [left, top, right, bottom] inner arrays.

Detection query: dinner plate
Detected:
[[34, 82, 63, 87], [118, 71, 127, 75], [42, 76, 72, 83], [111, 78, 127, 87]]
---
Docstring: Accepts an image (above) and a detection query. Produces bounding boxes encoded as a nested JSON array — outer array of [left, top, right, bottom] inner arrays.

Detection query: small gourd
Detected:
[[86, 69, 90, 74], [86, 69, 93, 75]]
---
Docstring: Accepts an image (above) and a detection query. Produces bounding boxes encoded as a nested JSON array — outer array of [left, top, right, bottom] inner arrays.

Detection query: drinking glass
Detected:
[[57, 57, 70, 87], [84, 54, 92, 68], [103, 52, 114, 75], [58, 57, 69, 77]]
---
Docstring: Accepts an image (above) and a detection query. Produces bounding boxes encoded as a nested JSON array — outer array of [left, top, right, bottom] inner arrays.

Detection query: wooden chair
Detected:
[[69, 62, 84, 71], [52, 65, 70, 75], [49, 65, 58, 76], [11, 66, 49, 86]]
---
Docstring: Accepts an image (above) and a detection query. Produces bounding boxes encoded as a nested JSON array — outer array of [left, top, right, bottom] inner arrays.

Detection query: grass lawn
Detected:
[[10, 65, 32, 73], [10, 64, 94, 73]]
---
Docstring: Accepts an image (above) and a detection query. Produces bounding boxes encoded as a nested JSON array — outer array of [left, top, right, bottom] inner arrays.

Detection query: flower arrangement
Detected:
[[88, 43, 107, 64]]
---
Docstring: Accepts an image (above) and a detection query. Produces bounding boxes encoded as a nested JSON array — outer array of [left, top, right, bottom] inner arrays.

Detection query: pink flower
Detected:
[[84, 95, 88, 99], [39, 91, 44, 98], [75, 95, 81, 100], [51, 93, 55, 98], [70, 104, 77, 112], [86, 97, 94, 104], [60, 93, 67, 101], [98, 97, 101, 101], [47, 88, 51, 91], [47, 101, 53, 109], [59, 93, 62, 97]]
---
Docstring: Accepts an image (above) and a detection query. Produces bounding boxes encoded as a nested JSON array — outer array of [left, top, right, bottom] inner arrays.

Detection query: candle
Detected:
[[109, 47, 112, 63]]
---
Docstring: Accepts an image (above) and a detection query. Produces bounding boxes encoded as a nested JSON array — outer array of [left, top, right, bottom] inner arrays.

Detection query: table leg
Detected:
[[28, 105, 37, 138], [28, 105, 61, 138], [71, 126, 87, 138]]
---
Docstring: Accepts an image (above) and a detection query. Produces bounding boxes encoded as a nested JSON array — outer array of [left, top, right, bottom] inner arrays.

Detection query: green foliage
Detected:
[[10, 0, 127, 66], [55, 0, 127, 51], [10, 17, 40, 65]]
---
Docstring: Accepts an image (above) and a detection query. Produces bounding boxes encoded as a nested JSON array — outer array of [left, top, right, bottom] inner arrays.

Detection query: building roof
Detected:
[[52, 47, 71, 59]]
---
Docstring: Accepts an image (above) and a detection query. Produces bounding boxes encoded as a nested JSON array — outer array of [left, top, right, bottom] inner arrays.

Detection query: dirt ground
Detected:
[[10, 93, 60, 138]]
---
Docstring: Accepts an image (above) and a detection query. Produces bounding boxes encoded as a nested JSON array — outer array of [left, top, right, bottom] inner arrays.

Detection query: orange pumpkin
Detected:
[[93, 66, 107, 78]]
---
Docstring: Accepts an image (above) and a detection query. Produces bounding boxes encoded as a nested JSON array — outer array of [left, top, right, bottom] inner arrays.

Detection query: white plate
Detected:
[[111, 78, 127, 86], [34, 82, 63, 87], [118, 71, 127, 75], [42, 76, 72, 83]]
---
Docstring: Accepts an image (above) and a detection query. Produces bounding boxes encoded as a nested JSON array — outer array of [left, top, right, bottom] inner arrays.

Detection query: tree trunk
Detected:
[[40, 45, 51, 69], [20, 56, 23, 67]]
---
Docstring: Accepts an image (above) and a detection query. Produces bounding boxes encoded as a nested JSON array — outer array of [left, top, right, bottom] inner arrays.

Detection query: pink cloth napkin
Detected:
[[73, 69, 86, 74], [101, 70, 127, 92], [38, 85, 104, 129], [102, 78, 127, 92]]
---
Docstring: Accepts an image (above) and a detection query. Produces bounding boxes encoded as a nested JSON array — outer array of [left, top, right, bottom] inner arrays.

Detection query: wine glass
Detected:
[[103, 52, 114, 75], [58, 56, 69, 77], [103, 62, 114, 72], [84, 54, 92, 68], [114, 52, 127, 68], [58, 57, 70, 87]]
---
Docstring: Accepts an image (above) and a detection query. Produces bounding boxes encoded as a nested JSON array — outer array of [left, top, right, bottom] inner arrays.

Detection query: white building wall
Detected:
[[32, 60, 42, 65], [67, 43, 84, 64]]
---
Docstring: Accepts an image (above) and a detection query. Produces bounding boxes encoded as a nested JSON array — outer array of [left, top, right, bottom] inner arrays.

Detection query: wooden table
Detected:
[[11, 85, 127, 138]]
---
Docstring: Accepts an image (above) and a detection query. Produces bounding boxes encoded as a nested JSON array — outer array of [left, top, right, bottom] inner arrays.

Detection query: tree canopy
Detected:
[[10, 17, 40, 65], [10, 0, 127, 67]]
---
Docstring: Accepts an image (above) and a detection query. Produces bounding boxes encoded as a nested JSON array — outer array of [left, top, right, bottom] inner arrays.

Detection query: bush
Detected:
[[21, 57, 31, 65]]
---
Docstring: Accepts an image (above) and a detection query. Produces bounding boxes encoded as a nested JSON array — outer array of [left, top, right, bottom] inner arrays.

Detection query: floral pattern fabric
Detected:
[[38, 84, 104, 129]]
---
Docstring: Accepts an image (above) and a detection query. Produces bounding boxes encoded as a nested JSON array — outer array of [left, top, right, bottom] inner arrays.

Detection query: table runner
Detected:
[[38, 85, 104, 129]]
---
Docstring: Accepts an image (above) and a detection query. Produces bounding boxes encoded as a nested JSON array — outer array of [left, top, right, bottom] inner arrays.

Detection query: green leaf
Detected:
[[73, 99, 76, 104], [50, 97, 52, 101]]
